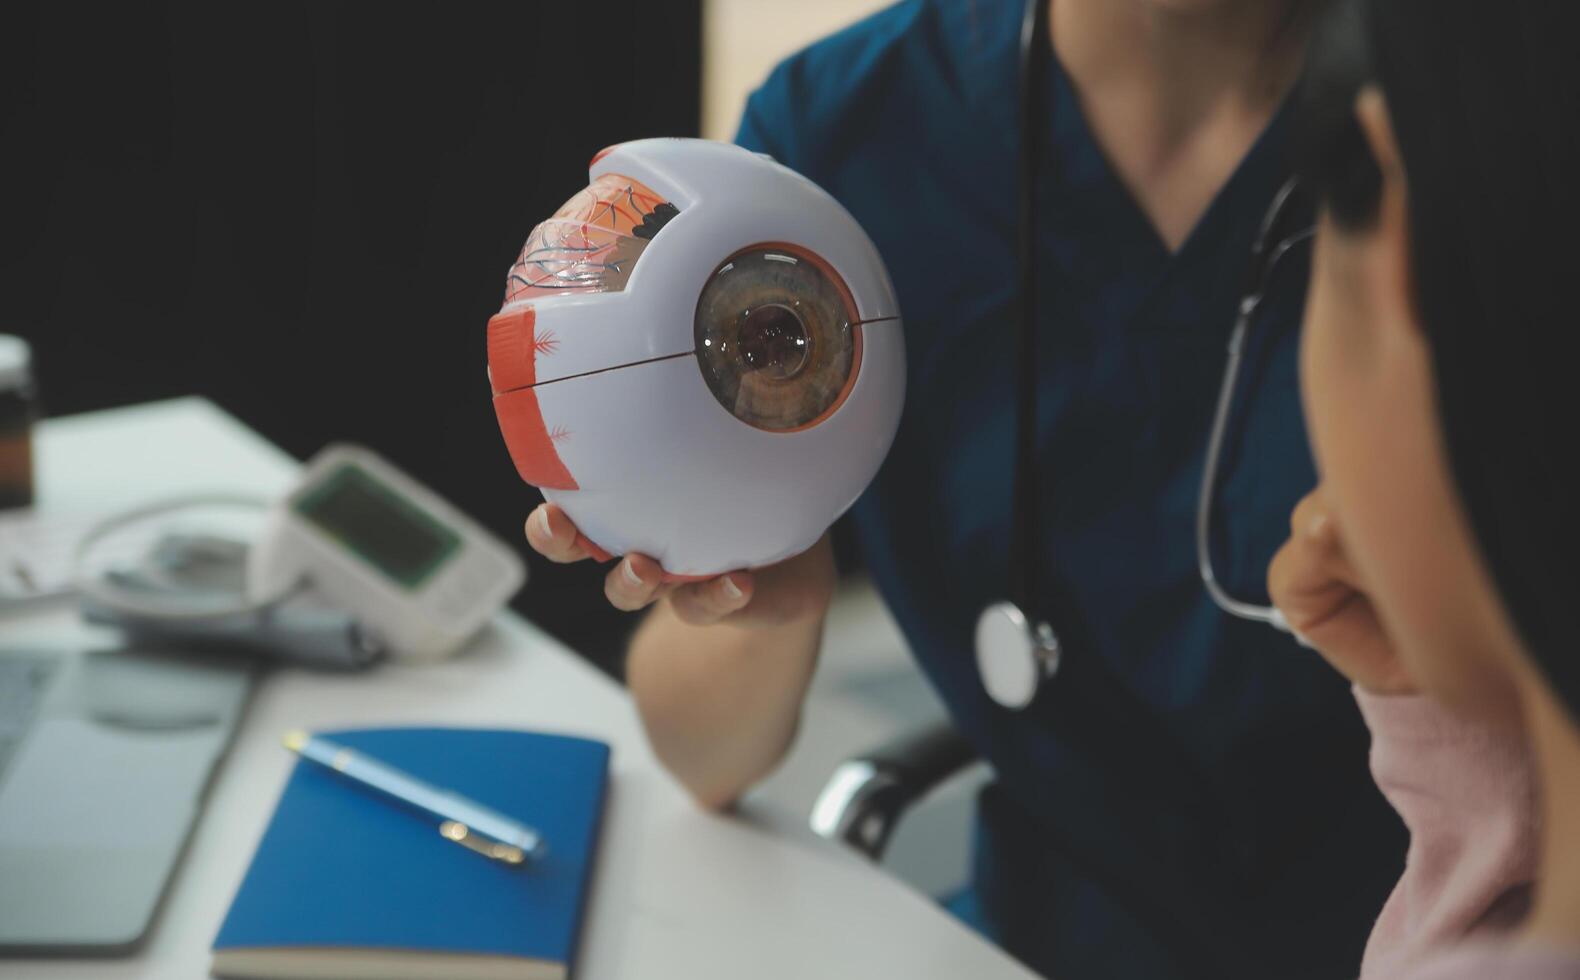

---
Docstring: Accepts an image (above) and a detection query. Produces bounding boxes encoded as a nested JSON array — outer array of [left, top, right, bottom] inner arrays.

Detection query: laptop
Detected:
[[0, 642, 254, 954]]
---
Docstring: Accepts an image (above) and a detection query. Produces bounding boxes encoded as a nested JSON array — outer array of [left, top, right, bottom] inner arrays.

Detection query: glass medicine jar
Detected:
[[0, 334, 38, 509]]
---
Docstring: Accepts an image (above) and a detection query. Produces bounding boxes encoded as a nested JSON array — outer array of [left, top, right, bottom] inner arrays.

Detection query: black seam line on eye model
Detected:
[[502, 317, 901, 394], [502, 351, 696, 393]]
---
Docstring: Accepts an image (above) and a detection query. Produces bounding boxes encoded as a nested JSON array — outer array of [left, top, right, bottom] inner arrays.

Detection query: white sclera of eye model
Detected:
[[487, 138, 905, 580]]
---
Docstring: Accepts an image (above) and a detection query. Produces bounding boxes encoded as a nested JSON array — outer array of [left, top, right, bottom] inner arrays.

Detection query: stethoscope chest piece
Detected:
[[975, 600, 1061, 710]]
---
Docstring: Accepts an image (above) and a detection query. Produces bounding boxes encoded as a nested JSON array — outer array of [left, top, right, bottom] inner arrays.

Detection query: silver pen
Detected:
[[283, 730, 545, 866]]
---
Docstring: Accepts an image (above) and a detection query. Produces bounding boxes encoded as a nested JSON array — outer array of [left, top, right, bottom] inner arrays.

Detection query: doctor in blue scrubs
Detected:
[[527, 1, 1407, 977]]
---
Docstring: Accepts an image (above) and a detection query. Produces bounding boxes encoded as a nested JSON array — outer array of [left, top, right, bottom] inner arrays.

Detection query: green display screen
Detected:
[[293, 463, 462, 590]]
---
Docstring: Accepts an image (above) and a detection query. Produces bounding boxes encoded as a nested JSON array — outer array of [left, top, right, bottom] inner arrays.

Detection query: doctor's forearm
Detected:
[[626, 602, 823, 810]]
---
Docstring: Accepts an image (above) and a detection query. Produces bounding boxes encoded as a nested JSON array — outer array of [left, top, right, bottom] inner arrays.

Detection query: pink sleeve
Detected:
[[1355, 687, 1539, 977]]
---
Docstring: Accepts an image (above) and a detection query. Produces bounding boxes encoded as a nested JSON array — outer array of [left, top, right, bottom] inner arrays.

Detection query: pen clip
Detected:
[[440, 820, 526, 866]]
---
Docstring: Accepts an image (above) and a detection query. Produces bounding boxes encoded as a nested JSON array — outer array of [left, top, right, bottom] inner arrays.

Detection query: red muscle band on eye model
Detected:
[[486, 306, 538, 393], [492, 385, 578, 491]]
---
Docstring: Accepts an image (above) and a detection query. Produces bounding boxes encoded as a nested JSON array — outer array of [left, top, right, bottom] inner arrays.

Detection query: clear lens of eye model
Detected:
[[694, 247, 860, 431]]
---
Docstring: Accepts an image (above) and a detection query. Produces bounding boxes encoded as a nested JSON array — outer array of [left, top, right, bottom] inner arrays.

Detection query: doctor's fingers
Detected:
[[667, 573, 753, 626], [605, 553, 669, 612], [525, 503, 590, 564]]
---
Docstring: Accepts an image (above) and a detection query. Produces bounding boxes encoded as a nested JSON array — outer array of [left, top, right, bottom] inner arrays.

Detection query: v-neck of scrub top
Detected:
[[1040, 49, 1297, 345], [731, 5, 1398, 976]]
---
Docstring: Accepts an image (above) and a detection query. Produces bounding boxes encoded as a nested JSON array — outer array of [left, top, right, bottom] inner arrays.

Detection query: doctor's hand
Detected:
[[1268, 487, 1417, 695], [524, 503, 836, 630]]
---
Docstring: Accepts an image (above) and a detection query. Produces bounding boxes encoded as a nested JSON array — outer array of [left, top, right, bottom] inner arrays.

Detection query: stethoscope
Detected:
[[975, 0, 1316, 710]]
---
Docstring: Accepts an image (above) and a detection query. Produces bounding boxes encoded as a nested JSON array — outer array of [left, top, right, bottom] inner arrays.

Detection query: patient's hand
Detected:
[[1268, 487, 1416, 695]]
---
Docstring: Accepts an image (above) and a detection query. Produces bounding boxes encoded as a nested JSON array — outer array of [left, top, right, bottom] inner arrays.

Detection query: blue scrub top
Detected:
[[736, 2, 1406, 978]]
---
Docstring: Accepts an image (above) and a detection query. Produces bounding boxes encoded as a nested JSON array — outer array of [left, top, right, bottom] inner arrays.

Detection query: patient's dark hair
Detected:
[[1300, 0, 1580, 719]]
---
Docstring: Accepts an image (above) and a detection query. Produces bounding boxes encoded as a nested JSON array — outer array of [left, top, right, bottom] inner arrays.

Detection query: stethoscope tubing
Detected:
[[1194, 210, 1316, 638], [987, 1, 1314, 710]]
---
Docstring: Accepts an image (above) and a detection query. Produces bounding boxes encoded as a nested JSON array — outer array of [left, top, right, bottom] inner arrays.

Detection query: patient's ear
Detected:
[[1353, 87, 1419, 337]]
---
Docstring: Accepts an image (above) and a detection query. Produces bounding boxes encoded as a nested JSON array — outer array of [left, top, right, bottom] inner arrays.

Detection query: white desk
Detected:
[[0, 399, 1035, 980]]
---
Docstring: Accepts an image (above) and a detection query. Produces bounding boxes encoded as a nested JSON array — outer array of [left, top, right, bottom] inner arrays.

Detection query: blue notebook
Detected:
[[213, 727, 610, 980]]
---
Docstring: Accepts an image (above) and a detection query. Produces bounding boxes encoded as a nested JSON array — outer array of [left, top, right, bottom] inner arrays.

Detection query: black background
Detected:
[[0, 2, 703, 673]]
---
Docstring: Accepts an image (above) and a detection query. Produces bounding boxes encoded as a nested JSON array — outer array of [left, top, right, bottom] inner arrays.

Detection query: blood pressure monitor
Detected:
[[249, 445, 525, 662]]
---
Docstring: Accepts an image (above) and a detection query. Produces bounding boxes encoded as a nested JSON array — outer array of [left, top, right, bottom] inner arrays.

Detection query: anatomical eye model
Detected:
[[486, 138, 905, 579], [503, 173, 678, 300]]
